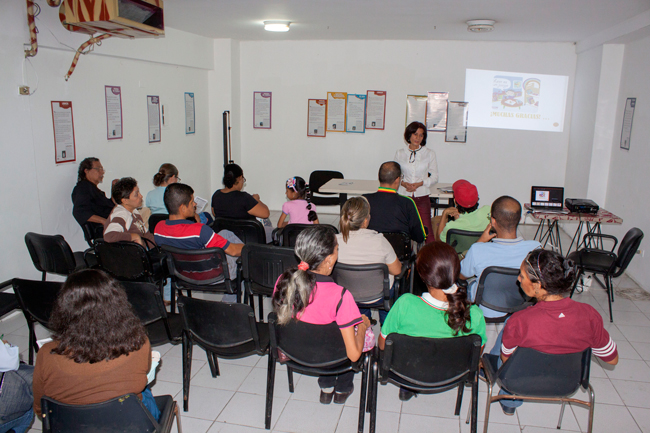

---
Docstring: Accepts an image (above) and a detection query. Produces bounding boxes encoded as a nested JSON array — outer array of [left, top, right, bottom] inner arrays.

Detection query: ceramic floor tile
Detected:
[[602, 297, 642, 313], [175, 415, 214, 433], [286, 372, 328, 404], [604, 359, 650, 382], [334, 406, 399, 433], [398, 413, 461, 433], [520, 427, 589, 433], [156, 355, 205, 384], [618, 325, 650, 344], [180, 385, 235, 421], [345, 382, 403, 413], [162, 341, 213, 361], [218, 354, 264, 367], [0, 312, 28, 334], [616, 340, 643, 360], [190, 362, 253, 391], [631, 342, 650, 361], [217, 391, 288, 430], [273, 399, 344, 433], [209, 422, 270, 433], [574, 403, 641, 433], [460, 421, 521, 433], [610, 311, 650, 327], [515, 401, 581, 431], [150, 379, 183, 399], [612, 379, 650, 408], [628, 407, 650, 433], [573, 377, 623, 406], [400, 388, 469, 420], [239, 367, 298, 399], [474, 389, 521, 426]]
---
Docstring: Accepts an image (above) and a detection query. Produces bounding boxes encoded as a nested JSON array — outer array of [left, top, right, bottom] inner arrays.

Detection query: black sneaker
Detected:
[[398, 388, 417, 401], [319, 390, 334, 404]]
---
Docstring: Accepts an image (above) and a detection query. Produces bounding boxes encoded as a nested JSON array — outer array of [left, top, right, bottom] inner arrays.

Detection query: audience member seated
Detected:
[[492, 249, 618, 415], [277, 176, 319, 228], [0, 338, 34, 433], [363, 161, 426, 244], [460, 196, 541, 318], [33, 270, 161, 421], [272, 226, 370, 405], [211, 163, 272, 242], [433, 179, 490, 243], [336, 197, 402, 324], [379, 241, 486, 401], [154, 183, 244, 302], [103, 177, 154, 246], [71, 157, 115, 235]]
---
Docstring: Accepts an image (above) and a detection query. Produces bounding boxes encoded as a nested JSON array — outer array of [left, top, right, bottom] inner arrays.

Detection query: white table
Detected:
[[319, 179, 454, 213]]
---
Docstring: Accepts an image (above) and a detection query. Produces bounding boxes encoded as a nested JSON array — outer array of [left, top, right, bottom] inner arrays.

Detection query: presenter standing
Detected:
[[394, 121, 438, 243]]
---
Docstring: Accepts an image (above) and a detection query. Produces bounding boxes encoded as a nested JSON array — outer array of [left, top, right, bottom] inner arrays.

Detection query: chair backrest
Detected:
[[280, 223, 338, 247], [268, 312, 348, 368], [178, 295, 263, 353], [241, 244, 298, 294], [445, 229, 483, 253], [614, 228, 644, 277], [382, 232, 413, 262], [41, 393, 159, 433], [148, 214, 169, 234], [212, 217, 266, 244], [162, 245, 232, 290], [474, 266, 532, 315], [94, 241, 155, 281], [309, 170, 344, 195], [120, 281, 167, 326], [331, 262, 389, 305], [497, 347, 591, 397], [12, 278, 62, 328], [24, 232, 78, 277], [380, 334, 482, 387], [81, 222, 104, 247]]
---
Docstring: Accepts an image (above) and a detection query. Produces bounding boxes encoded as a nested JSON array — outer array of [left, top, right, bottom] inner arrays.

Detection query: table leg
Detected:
[[339, 193, 347, 213], [567, 221, 584, 254]]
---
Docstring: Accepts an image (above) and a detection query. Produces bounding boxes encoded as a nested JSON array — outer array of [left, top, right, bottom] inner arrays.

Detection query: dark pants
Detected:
[[318, 371, 354, 393], [412, 195, 433, 243]]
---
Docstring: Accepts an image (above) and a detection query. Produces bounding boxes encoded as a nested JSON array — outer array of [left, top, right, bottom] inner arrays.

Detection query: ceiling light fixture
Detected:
[[264, 21, 291, 32], [466, 20, 495, 33]]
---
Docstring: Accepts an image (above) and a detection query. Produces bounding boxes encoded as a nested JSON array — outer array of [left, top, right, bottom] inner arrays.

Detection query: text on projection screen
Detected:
[[464, 69, 569, 132]]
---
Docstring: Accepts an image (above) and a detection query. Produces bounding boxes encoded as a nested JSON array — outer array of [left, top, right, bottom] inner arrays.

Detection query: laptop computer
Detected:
[[530, 186, 565, 210]]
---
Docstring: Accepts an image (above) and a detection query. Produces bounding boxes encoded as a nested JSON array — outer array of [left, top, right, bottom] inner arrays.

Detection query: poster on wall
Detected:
[[185, 92, 195, 134], [326, 92, 347, 132], [405, 95, 427, 126], [445, 102, 469, 143], [147, 95, 161, 143], [307, 99, 327, 137], [620, 97, 636, 150], [426, 92, 449, 132], [104, 86, 122, 140], [253, 92, 272, 129], [51, 101, 76, 164], [346, 94, 366, 133], [366, 90, 386, 130]]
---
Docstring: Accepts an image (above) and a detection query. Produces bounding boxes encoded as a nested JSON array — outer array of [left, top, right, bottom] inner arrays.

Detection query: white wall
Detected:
[[0, 2, 217, 281], [604, 34, 650, 288], [237, 40, 577, 212]]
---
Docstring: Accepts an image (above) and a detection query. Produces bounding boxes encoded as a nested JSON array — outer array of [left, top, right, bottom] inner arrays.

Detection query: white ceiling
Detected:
[[164, 0, 650, 43]]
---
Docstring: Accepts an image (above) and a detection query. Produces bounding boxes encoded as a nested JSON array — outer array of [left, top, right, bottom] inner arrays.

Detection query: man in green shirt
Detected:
[[435, 179, 490, 242]]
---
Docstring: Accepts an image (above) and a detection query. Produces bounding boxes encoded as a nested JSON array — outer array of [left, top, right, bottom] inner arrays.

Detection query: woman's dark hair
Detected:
[[523, 249, 577, 296], [457, 202, 479, 214], [287, 176, 318, 222], [404, 121, 427, 147], [153, 163, 178, 187], [112, 177, 138, 204], [416, 242, 471, 335], [272, 226, 337, 325], [77, 157, 99, 183], [223, 163, 243, 188], [49, 270, 147, 364]]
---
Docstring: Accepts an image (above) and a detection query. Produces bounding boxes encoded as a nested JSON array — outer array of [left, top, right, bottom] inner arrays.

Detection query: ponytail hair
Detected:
[[272, 226, 337, 325], [153, 163, 178, 187], [287, 177, 319, 222], [523, 249, 577, 296], [416, 242, 471, 335], [339, 196, 370, 243], [223, 163, 243, 189]]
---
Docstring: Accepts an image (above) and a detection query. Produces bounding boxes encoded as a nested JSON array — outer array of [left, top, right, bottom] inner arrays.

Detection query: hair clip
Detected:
[[297, 261, 309, 271], [286, 177, 297, 192], [442, 284, 458, 295]]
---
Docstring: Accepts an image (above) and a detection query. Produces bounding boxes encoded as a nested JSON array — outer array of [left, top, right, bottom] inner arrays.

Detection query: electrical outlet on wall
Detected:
[[19, 86, 30, 95]]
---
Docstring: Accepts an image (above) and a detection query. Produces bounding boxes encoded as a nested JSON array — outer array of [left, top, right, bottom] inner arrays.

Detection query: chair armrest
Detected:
[[582, 233, 618, 252], [0, 279, 13, 292]]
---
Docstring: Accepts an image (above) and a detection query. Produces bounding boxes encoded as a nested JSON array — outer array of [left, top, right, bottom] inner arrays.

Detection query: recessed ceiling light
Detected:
[[467, 20, 495, 33], [264, 21, 291, 32]]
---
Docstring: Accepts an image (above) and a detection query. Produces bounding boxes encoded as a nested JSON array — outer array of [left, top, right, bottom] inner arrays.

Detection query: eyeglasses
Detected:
[[90, 166, 105, 173], [176, 175, 181, 181]]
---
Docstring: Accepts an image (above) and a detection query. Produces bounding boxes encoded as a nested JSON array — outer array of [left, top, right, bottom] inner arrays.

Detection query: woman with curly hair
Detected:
[[32, 270, 160, 420], [379, 241, 486, 401]]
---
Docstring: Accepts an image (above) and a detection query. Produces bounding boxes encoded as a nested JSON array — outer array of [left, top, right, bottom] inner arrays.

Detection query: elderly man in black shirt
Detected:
[[363, 161, 426, 243], [71, 157, 115, 238]]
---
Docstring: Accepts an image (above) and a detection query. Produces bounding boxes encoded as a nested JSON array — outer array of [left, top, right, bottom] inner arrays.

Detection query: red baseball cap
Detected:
[[452, 180, 478, 208]]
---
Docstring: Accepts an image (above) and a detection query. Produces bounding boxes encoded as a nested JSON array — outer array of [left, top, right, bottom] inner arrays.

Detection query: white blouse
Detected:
[[394, 143, 439, 198]]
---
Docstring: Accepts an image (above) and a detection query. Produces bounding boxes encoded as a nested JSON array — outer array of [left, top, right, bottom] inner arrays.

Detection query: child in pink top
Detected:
[[277, 177, 319, 228]]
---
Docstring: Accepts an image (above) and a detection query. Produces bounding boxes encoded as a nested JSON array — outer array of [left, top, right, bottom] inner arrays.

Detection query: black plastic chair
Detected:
[[0, 280, 19, 320], [241, 244, 298, 321], [41, 393, 182, 433], [94, 239, 166, 287], [370, 334, 483, 433], [445, 229, 483, 254], [12, 278, 62, 365], [277, 223, 338, 247], [382, 232, 416, 295], [177, 295, 269, 411], [568, 228, 644, 322], [211, 217, 266, 244], [81, 222, 104, 248], [24, 232, 88, 281], [121, 281, 183, 346], [149, 213, 170, 234], [474, 266, 534, 323], [309, 170, 344, 208], [481, 348, 594, 433], [162, 245, 238, 312], [265, 312, 372, 432]]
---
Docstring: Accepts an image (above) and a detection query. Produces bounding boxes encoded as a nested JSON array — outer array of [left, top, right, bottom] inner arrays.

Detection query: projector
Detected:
[[565, 198, 599, 214]]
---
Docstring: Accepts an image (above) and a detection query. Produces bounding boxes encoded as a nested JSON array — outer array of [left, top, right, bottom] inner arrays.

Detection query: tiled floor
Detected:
[[5, 221, 650, 433]]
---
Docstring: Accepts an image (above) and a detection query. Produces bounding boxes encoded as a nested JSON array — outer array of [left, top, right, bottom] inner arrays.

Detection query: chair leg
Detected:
[[609, 275, 615, 303], [182, 333, 192, 412], [557, 401, 566, 429], [206, 351, 219, 377], [265, 355, 276, 430], [570, 269, 583, 298], [454, 382, 464, 416], [483, 381, 493, 433], [471, 372, 478, 433], [358, 355, 369, 433], [606, 276, 614, 323], [368, 358, 378, 433], [28, 322, 36, 366], [287, 367, 294, 393], [259, 296, 265, 323], [587, 384, 595, 433], [174, 402, 183, 433]]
